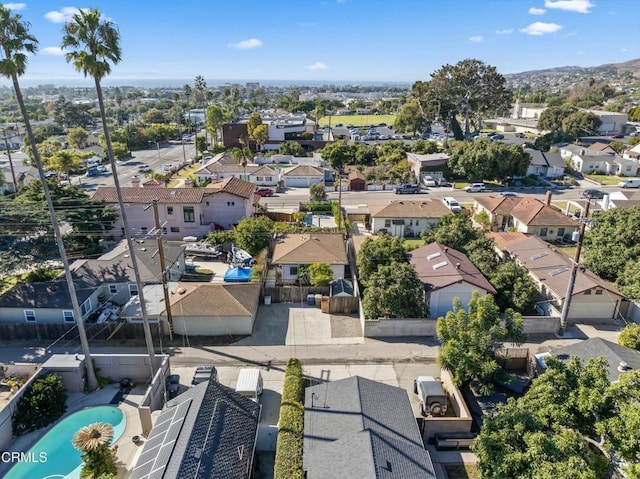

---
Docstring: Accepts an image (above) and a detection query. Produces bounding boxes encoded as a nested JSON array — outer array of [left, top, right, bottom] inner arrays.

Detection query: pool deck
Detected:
[[0, 384, 147, 479]]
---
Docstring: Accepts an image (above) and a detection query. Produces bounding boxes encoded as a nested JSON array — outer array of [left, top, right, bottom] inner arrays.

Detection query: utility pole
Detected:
[[558, 199, 591, 336], [148, 199, 174, 339]]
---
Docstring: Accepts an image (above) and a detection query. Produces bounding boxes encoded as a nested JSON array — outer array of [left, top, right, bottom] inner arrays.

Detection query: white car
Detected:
[[162, 164, 174, 172], [96, 165, 108, 173], [464, 183, 486, 192], [137, 164, 151, 173]]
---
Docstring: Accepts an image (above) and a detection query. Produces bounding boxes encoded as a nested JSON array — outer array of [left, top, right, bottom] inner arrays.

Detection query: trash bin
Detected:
[[307, 294, 315, 306], [314, 294, 322, 306], [264, 295, 271, 305]]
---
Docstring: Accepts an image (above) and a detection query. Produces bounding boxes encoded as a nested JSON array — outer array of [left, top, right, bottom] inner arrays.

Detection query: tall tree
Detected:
[[320, 140, 354, 171], [50, 149, 80, 181], [0, 5, 99, 390], [362, 263, 427, 319], [537, 106, 577, 133], [63, 7, 157, 362], [357, 235, 407, 280], [437, 291, 526, 394], [448, 138, 531, 181], [421, 214, 481, 254], [66, 126, 88, 149], [205, 103, 225, 145]]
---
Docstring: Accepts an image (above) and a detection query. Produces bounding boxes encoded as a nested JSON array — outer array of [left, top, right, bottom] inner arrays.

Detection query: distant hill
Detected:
[[506, 58, 640, 80]]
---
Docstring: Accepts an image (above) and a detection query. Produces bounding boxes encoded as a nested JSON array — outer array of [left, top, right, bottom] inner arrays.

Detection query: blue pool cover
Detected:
[[224, 267, 252, 282]]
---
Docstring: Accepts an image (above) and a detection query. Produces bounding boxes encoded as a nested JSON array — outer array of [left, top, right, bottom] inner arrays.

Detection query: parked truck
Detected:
[[414, 376, 448, 417]]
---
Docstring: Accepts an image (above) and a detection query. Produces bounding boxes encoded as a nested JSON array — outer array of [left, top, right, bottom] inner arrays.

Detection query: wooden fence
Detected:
[[263, 211, 295, 223], [262, 286, 329, 304], [329, 296, 359, 314], [0, 321, 154, 342]]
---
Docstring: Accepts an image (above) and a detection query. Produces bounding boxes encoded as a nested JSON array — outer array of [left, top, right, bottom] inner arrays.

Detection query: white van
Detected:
[[235, 368, 263, 402], [618, 179, 640, 188], [442, 197, 462, 212]]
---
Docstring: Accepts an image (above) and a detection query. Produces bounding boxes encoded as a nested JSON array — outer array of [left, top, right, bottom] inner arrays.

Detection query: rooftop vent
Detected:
[[531, 252, 548, 260], [433, 261, 448, 270], [618, 361, 629, 372]]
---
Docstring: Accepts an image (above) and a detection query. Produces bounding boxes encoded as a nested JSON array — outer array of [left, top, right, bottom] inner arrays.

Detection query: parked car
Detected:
[[610, 133, 624, 139], [442, 196, 462, 212], [137, 164, 151, 173], [162, 163, 174, 172], [582, 189, 605, 199], [464, 183, 486, 192], [394, 184, 421, 194], [254, 188, 275, 197], [618, 179, 640, 189], [514, 132, 525, 138], [423, 176, 437, 187], [96, 165, 108, 173], [500, 191, 518, 197], [492, 134, 505, 140], [85, 167, 99, 177], [630, 131, 640, 137]]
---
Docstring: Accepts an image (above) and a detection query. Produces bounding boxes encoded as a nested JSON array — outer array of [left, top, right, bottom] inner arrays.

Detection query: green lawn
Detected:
[[317, 114, 396, 128], [403, 238, 425, 251], [446, 464, 482, 479], [585, 174, 637, 186]]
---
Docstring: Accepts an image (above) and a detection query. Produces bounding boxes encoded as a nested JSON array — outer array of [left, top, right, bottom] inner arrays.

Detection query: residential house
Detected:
[[162, 282, 261, 336], [272, 233, 348, 285], [92, 177, 257, 240], [406, 152, 449, 182], [538, 337, 640, 383], [0, 240, 185, 324], [559, 146, 635, 175], [489, 233, 624, 320], [281, 164, 325, 187], [408, 242, 497, 319], [194, 162, 279, 186], [601, 190, 640, 209], [304, 376, 436, 479], [473, 195, 579, 240], [588, 142, 616, 155], [623, 143, 640, 161], [130, 378, 260, 479], [521, 148, 565, 178], [368, 199, 452, 237]]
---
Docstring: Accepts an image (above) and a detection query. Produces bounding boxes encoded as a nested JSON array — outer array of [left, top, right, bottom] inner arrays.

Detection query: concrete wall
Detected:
[[421, 369, 473, 442], [364, 318, 436, 337], [138, 355, 171, 437], [93, 354, 158, 385], [522, 316, 560, 334], [0, 367, 44, 450]]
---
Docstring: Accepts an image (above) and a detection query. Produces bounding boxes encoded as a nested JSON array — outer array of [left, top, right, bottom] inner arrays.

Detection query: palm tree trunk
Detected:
[[94, 77, 156, 370], [12, 74, 99, 391]]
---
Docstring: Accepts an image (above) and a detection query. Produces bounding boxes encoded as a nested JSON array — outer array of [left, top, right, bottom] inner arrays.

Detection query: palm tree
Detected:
[[0, 5, 99, 390], [73, 422, 117, 478], [62, 8, 156, 366]]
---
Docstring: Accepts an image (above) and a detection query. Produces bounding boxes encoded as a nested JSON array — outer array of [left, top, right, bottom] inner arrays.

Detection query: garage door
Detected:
[[569, 301, 615, 320]]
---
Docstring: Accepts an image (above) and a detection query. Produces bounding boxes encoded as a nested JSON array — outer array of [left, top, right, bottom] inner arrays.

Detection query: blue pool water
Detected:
[[5, 405, 126, 479]]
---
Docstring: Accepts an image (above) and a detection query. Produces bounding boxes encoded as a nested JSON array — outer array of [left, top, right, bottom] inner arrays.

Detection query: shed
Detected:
[[348, 171, 366, 191], [330, 278, 354, 297]]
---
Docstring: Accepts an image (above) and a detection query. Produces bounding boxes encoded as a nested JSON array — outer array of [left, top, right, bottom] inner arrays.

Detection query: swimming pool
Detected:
[[5, 405, 126, 479]]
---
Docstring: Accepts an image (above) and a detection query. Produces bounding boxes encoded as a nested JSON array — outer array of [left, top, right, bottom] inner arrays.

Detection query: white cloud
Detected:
[[41, 46, 66, 56], [469, 36, 483, 43], [4, 3, 27, 10], [496, 28, 514, 34], [44, 7, 83, 23], [520, 22, 563, 35], [306, 61, 328, 71], [529, 7, 546, 14], [544, 0, 594, 13], [229, 38, 263, 49]]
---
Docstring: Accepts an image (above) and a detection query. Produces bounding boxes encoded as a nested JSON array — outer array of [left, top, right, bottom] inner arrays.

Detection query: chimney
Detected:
[[444, 247, 449, 252], [184, 177, 192, 188], [456, 262, 461, 269], [545, 191, 552, 206], [131, 176, 141, 188]]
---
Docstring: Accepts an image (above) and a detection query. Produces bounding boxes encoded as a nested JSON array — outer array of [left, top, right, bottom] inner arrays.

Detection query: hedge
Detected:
[[273, 358, 305, 479]]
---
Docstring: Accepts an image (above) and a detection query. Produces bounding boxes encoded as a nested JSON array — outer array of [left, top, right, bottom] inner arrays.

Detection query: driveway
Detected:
[[234, 303, 363, 347]]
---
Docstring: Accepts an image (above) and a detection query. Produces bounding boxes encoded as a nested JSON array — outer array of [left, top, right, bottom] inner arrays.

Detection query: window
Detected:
[[595, 289, 603, 295], [129, 284, 138, 296], [24, 310, 36, 323], [141, 227, 148, 235], [584, 289, 592, 295], [81, 299, 91, 316], [256, 176, 264, 181], [170, 226, 180, 233], [266, 176, 272, 182], [290, 266, 299, 276], [409, 219, 413, 226], [167, 206, 174, 215], [183, 206, 195, 223], [162, 227, 167, 235], [384, 219, 391, 228], [63, 310, 75, 323], [558, 228, 565, 237], [227, 201, 235, 206], [540, 228, 548, 236], [108, 284, 117, 294]]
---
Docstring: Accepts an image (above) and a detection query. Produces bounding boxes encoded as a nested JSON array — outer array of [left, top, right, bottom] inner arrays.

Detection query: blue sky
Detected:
[[2, 0, 639, 86]]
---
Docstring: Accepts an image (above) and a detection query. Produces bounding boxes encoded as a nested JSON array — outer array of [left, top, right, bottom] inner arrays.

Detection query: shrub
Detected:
[[12, 374, 68, 436], [273, 358, 305, 479], [618, 323, 640, 350]]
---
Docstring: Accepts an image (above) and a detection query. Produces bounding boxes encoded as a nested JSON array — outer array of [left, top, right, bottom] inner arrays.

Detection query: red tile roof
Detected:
[[93, 187, 207, 204], [475, 196, 578, 227], [205, 176, 256, 199]]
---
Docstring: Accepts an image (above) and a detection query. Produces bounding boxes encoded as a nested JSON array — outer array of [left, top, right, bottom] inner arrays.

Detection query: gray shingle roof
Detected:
[[304, 376, 435, 479]]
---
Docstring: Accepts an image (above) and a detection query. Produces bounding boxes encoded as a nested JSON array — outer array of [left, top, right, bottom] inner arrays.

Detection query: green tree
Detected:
[[466, 235, 498, 274], [618, 323, 640, 350], [421, 214, 480, 254], [309, 182, 326, 201], [247, 112, 262, 139], [362, 263, 426, 319], [278, 140, 306, 157], [394, 101, 427, 136], [489, 262, 539, 313], [235, 215, 273, 256], [12, 374, 68, 435], [437, 291, 526, 393], [537, 106, 577, 133], [141, 108, 166, 124], [583, 206, 640, 285], [1, 4, 99, 390], [308, 262, 333, 287], [109, 141, 130, 161], [320, 140, 354, 171], [195, 135, 206, 154], [67, 126, 89, 149], [252, 124, 268, 151], [63, 7, 156, 374], [51, 149, 80, 181], [448, 138, 531, 181], [205, 103, 226, 145], [562, 111, 602, 137], [357, 235, 407, 279]]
